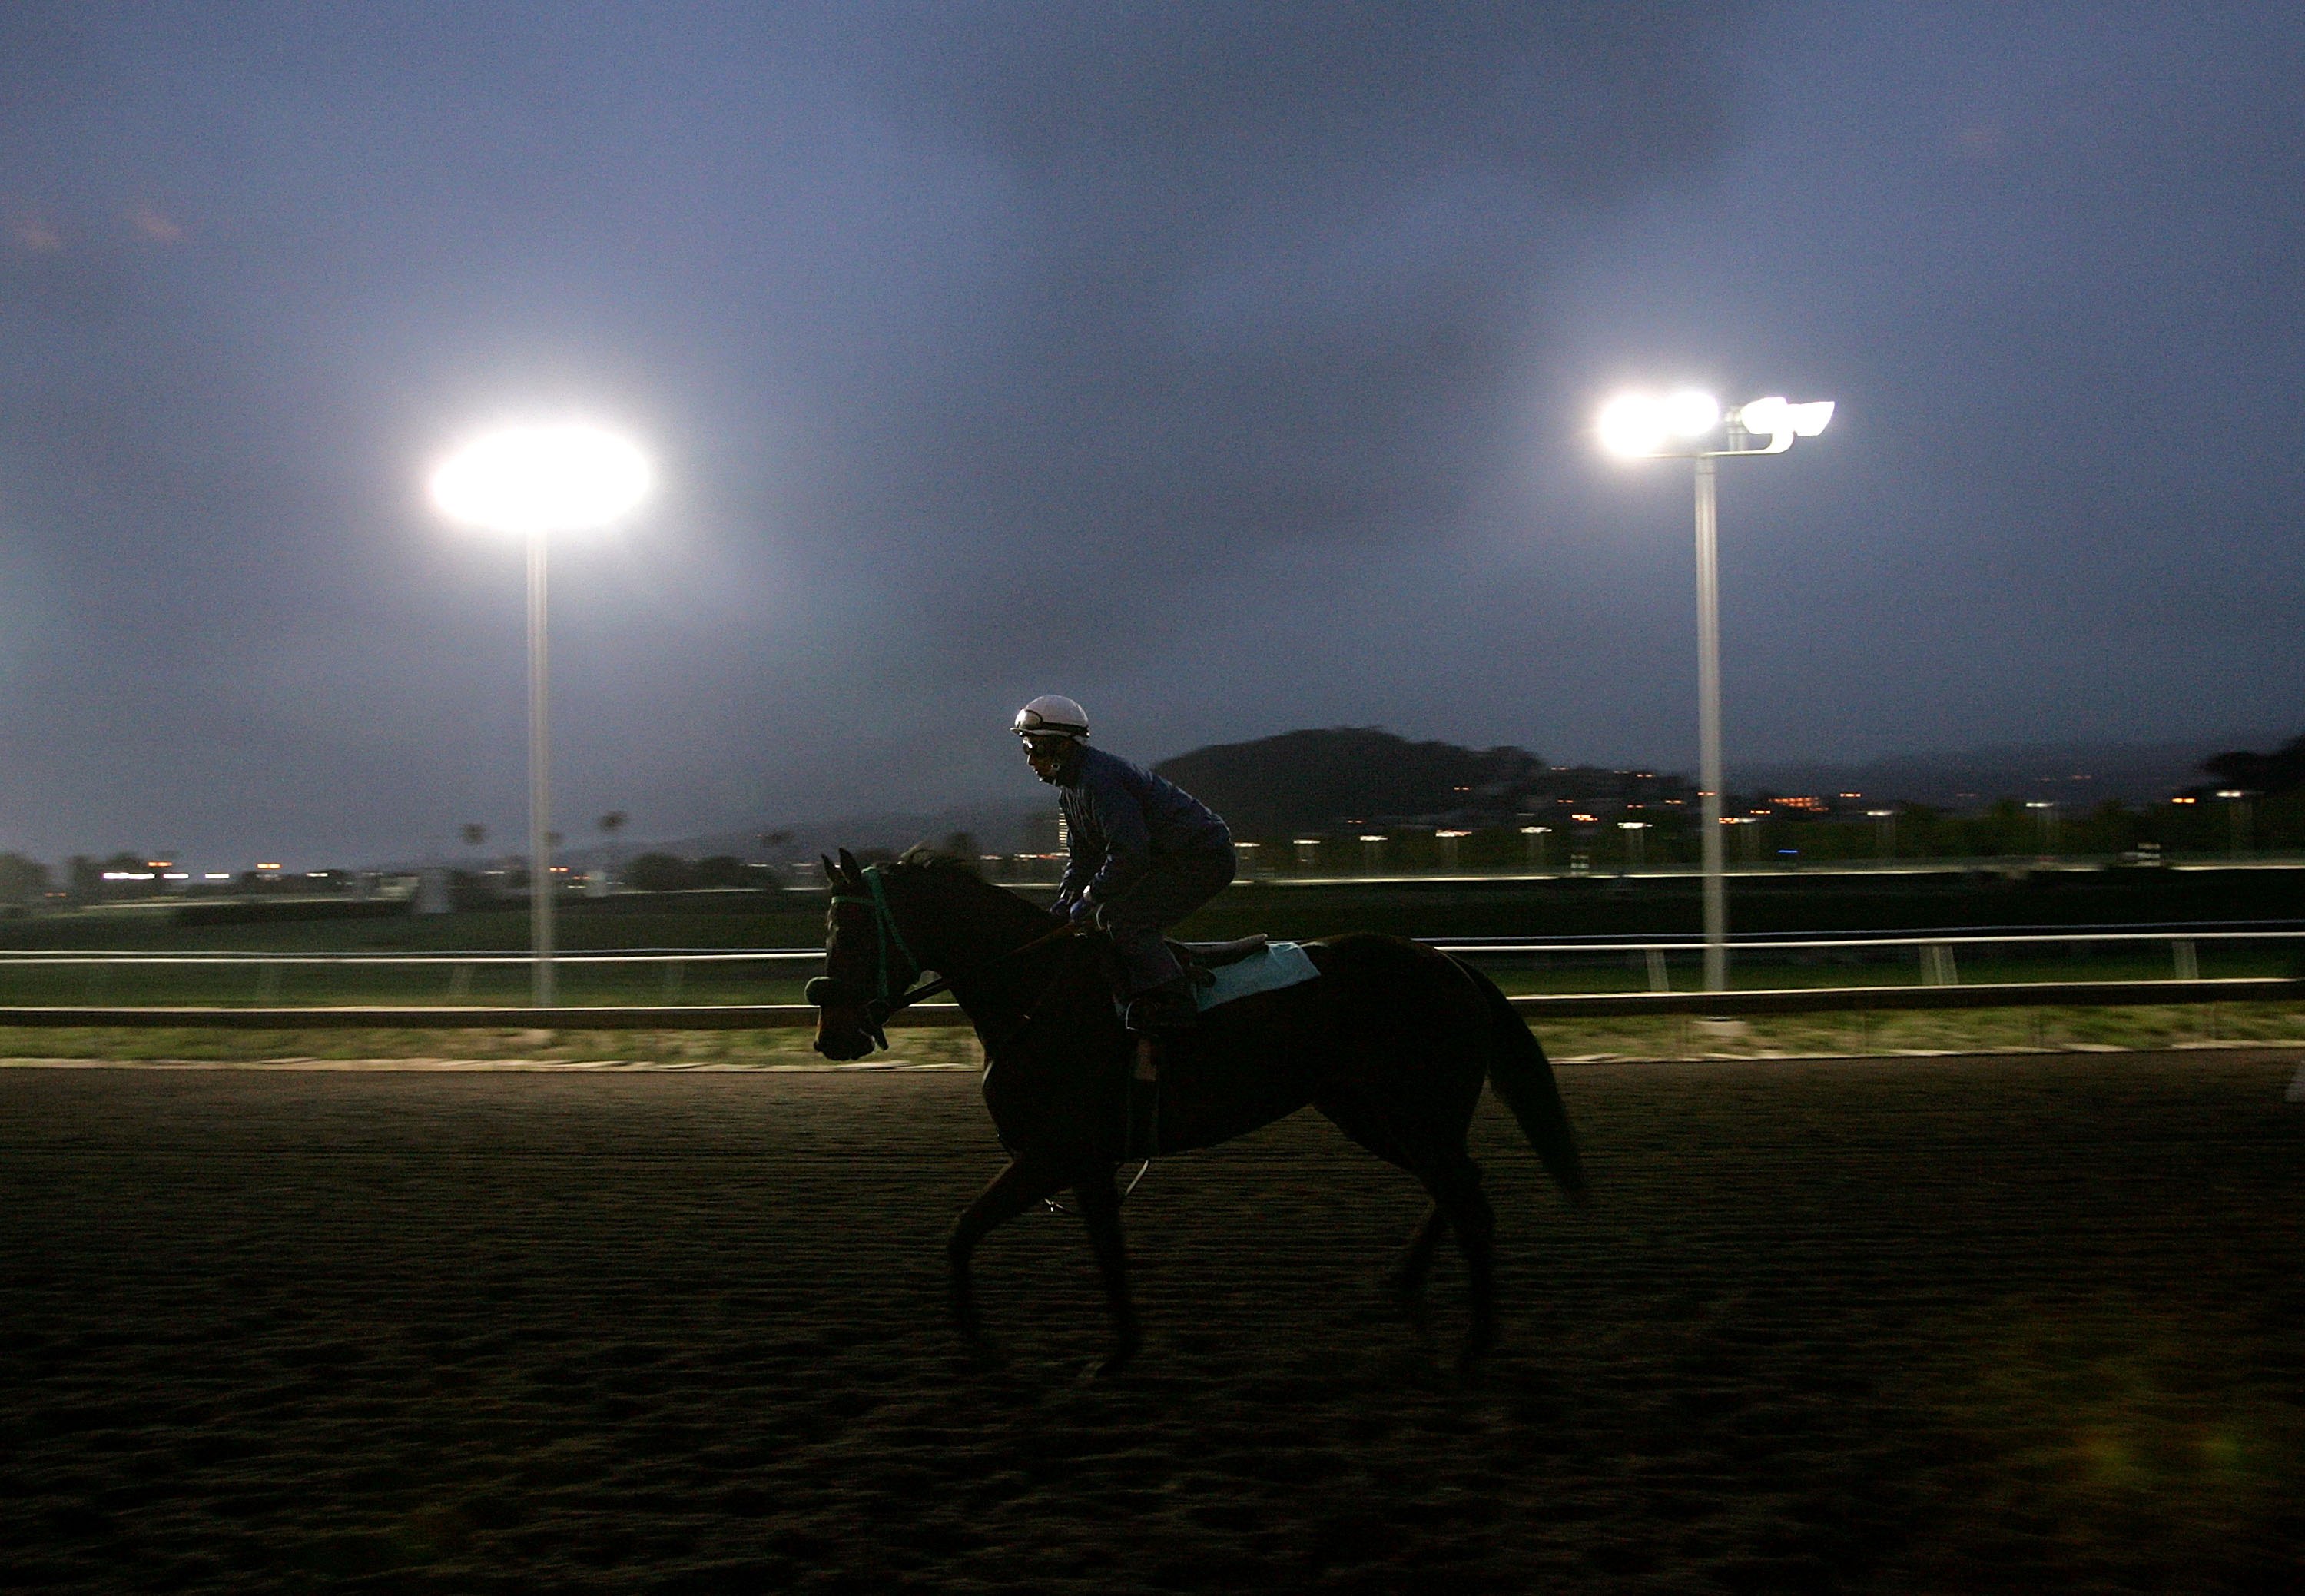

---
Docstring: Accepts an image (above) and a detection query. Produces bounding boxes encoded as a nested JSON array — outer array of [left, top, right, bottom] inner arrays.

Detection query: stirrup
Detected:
[[1123, 987, 1199, 1033]]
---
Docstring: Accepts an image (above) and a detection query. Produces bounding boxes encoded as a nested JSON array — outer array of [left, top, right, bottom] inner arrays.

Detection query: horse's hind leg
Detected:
[[1317, 1090, 1498, 1365], [1071, 1166, 1143, 1378], [1312, 1093, 1453, 1311], [1391, 1200, 1449, 1308], [947, 1158, 1066, 1358], [1433, 1155, 1499, 1368]]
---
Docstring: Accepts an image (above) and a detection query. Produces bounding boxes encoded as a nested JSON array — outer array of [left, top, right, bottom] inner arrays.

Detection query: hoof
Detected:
[[1083, 1332, 1142, 1382], [957, 1332, 1010, 1372], [1454, 1324, 1497, 1378]]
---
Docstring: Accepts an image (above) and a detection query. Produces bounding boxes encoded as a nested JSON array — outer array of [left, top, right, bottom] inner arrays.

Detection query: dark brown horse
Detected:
[[807, 849, 1586, 1373]]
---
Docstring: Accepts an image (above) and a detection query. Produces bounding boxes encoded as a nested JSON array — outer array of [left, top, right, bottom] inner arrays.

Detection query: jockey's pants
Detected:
[[1096, 847, 1237, 994]]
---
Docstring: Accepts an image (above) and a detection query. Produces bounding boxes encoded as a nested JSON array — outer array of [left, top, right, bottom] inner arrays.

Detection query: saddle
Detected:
[[1167, 933, 1269, 986]]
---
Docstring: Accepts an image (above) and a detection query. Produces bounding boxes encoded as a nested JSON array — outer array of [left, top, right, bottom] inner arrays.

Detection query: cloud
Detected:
[[8, 209, 65, 251], [127, 202, 184, 242], [797, 5, 1754, 672]]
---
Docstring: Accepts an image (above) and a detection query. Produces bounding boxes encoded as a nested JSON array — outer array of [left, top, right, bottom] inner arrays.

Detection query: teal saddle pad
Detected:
[[1192, 940, 1322, 1014]]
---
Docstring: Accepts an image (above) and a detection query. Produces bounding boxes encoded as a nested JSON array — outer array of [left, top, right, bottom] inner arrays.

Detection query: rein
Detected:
[[828, 865, 1079, 1028]]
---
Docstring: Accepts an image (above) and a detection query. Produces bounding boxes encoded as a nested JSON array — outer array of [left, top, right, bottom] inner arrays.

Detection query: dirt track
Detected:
[[4, 1053, 2301, 1594]]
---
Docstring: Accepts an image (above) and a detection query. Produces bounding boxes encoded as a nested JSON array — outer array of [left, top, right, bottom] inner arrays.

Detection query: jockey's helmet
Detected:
[[1013, 695, 1089, 741]]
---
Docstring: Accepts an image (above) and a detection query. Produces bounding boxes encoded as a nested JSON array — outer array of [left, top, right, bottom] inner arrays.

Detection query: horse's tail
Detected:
[[1448, 955, 1588, 1206]]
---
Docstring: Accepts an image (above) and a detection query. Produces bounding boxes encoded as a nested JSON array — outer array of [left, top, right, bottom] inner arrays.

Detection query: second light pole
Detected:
[[430, 422, 652, 1007], [1598, 390, 1833, 992]]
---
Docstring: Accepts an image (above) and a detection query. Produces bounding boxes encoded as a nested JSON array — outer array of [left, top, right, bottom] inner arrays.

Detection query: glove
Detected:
[[1066, 896, 1099, 929]]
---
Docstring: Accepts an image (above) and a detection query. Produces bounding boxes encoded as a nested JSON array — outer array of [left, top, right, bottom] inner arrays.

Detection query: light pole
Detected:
[[1617, 820, 1648, 871], [1520, 824, 1550, 871], [1597, 390, 1833, 991], [2215, 789, 2252, 857], [1359, 834, 1388, 878], [2025, 800, 2059, 857], [429, 422, 651, 1007], [1868, 808, 1896, 861]]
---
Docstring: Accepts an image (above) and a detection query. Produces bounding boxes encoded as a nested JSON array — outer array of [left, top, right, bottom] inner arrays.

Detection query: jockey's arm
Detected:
[[1082, 785, 1152, 909], [1053, 849, 1096, 913]]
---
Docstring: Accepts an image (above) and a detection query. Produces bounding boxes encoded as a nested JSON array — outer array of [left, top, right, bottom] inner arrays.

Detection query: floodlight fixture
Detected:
[[1599, 391, 1835, 460], [1597, 393, 1670, 458], [429, 423, 652, 536], [1597, 389, 1722, 458]]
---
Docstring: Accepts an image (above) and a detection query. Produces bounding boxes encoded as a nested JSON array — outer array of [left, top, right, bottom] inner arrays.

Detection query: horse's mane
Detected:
[[889, 845, 1050, 931]]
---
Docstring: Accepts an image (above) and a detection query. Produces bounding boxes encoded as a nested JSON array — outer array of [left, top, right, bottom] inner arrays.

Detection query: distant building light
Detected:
[[162, 872, 190, 881], [1866, 809, 1894, 818], [257, 862, 282, 870], [1517, 825, 1550, 834], [204, 872, 231, 881], [2170, 797, 2196, 805], [146, 860, 173, 868], [1293, 838, 1322, 847], [1434, 829, 1470, 839], [101, 871, 157, 881], [2025, 801, 2054, 810], [1839, 791, 1863, 798], [2215, 789, 2246, 799], [1570, 813, 1596, 823], [307, 871, 329, 878], [1358, 834, 1387, 844], [1617, 821, 1648, 831]]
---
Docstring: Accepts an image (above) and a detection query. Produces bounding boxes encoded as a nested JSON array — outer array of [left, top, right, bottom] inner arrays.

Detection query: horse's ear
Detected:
[[819, 854, 841, 888], [837, 848, 863, 882]]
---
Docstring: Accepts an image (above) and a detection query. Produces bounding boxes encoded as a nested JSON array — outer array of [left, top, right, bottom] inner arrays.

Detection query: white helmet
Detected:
[[1013, 695, 1089, 739]]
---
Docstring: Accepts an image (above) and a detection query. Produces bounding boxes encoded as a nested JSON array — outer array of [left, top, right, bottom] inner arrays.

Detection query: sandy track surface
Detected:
[[4, 1054, 2301, 1594]]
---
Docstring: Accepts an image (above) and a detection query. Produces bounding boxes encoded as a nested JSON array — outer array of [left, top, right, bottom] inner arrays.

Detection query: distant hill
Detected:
[[1736, 736, 2288, 809], [1152, 728, 1690, 838], [2196, 732, 2305, 798]]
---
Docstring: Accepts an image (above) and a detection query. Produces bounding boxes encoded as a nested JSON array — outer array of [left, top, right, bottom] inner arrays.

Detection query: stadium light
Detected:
[[1594, 387, 1836, 991], [429, 422, 652, 1007]]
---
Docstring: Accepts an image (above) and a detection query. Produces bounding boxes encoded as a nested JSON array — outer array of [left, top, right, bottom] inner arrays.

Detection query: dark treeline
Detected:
[[1155, 728, 1692, 837], [1153, 727, 2305, 870]]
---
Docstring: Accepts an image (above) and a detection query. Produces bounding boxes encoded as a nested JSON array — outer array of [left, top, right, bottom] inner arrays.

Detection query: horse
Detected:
[[806, 848, 1587, 1375]]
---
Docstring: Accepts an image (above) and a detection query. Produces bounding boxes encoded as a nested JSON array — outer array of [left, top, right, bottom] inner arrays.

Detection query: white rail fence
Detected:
[[0, 930, 2295, 1027]]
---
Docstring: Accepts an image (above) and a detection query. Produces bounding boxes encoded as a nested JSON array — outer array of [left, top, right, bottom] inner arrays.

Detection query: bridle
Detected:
[[811, 864, 1080, 1040]]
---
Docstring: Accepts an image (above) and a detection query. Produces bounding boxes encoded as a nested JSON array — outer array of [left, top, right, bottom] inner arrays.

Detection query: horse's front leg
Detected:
[[947, 1158, 1066, 1359], [1071, 1165, 1142, 1378]]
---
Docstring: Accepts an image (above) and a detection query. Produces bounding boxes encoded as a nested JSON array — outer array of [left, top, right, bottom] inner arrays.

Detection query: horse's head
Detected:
[[806, 848, 915, 1060]]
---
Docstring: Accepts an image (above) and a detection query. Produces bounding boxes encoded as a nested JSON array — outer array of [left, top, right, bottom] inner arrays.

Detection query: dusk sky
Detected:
[[4, 2, 2301, 870]]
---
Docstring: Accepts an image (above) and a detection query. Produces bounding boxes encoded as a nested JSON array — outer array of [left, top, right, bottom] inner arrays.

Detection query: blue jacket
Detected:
[[1053, 744, 1232, 908]]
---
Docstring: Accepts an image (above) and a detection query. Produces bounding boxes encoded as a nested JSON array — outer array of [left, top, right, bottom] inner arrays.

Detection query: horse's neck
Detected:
[[901, 875, 1063, 1014], [904, 876, 1043, 977]]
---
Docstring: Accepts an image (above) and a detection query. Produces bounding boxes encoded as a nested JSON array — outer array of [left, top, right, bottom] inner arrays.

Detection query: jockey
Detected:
[[1015, 695, 1235, 1033]]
